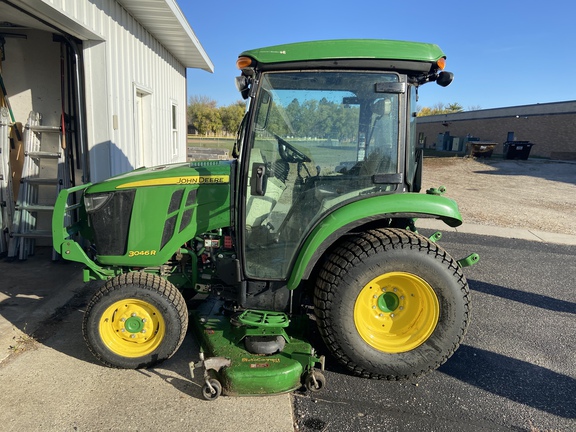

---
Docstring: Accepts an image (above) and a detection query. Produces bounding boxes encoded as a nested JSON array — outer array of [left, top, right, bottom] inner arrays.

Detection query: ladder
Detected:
[[0, 107, 14, 255], [8, 111, 70, 260]]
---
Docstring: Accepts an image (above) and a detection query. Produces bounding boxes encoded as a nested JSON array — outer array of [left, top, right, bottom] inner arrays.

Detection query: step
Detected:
[[28, 125, 61, 133], [25, 151, 61, 159], [15, 204, 54, 212], [24, 178, 59, 185], [12, 230, 52, 238]]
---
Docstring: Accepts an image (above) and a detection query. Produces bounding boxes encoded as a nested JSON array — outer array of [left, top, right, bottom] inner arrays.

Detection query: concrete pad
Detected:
[[416, 218, 458, 232], [0, 247, 295, 431], [457, 224, 543, 242], [0, 316, 295, 431], [529, 230, 576, 245], [0, 248, 84, 362], [416, 219, 576, 246]]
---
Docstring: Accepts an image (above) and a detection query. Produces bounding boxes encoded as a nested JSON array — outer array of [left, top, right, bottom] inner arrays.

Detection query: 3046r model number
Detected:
[[128, 250, 157, 257]]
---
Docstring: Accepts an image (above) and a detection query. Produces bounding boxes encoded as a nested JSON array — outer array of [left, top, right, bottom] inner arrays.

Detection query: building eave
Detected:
[[116, 0, 213, 72]]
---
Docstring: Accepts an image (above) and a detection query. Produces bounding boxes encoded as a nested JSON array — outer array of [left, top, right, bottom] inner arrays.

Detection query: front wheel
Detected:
[[314, 228, 470, 380], [83, 272, 188, 369]]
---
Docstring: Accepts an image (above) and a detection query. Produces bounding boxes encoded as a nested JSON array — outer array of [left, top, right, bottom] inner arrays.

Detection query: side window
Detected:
[[406, 85, 417, 184], [171, 102, 178, 157], [365, 96, 399, 175]]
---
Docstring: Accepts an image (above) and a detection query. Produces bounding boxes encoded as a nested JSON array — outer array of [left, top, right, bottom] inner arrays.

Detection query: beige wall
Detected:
[[416, 112, 576, 160]]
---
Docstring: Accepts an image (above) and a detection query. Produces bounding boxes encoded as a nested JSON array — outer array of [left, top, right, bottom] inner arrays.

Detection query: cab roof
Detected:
[[238, 39, 446, 73]]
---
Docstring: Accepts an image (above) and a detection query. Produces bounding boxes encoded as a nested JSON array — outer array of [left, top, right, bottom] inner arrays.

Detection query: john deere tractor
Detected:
[[53, 39, 478, 400]]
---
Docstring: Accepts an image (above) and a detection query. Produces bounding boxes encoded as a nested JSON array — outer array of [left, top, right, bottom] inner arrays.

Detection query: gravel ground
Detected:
[[422, 157, 576, 236]]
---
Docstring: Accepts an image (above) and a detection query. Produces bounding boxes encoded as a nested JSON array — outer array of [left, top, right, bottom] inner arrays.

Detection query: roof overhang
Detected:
[[116, 0, 213, 72], [1, 0, 213, 72]]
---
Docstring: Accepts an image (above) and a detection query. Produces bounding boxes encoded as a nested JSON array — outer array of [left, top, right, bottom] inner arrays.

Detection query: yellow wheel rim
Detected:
[[353, 272, 439, 353], [99, 299, 166, 358]]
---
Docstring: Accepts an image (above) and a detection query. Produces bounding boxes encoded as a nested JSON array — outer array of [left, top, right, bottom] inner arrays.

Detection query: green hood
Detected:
[[86, 160, 233, 193]]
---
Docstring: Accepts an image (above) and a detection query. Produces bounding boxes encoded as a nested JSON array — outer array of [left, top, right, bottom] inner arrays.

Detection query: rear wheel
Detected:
[[83, 272, 188, 369], [314, 228, 470, 379]]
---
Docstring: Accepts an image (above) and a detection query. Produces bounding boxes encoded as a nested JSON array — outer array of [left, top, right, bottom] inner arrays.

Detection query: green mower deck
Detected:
[[191, 298, 325, 399]]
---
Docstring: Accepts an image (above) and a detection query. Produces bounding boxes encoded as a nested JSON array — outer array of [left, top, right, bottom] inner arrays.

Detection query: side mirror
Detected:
[[436, 71, 454, 87], [235, 75, 251, 99]]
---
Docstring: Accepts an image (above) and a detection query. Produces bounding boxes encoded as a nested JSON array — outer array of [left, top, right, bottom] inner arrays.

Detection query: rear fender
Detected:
[[286, 193, 462, 289]]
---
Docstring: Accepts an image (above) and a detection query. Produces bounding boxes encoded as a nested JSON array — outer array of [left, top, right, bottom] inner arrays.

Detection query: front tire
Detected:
[[83, 272, 188, 369], [314, 228, 470, 380]]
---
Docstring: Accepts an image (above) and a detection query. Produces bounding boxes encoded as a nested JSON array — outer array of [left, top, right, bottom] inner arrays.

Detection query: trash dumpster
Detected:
[[469, 141, 497, 158], [504, 141, 534, 160]]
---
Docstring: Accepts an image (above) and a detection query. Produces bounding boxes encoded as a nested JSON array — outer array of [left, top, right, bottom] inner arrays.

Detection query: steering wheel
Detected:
[[274, 134, 311, 163]]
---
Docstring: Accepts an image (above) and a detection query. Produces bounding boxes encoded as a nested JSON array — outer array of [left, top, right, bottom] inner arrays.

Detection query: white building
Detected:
[[1, 0, 213, 183]]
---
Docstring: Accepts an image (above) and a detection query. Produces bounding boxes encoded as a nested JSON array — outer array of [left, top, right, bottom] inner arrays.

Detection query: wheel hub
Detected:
[[353, 272, 439, 354], [99, 299, 165, 357], [124, 315, 145, 333], [377, 291, 399, 313]]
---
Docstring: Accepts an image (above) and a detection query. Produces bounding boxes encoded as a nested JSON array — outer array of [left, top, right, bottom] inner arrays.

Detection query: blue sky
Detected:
[[181, 0, 575, 111]]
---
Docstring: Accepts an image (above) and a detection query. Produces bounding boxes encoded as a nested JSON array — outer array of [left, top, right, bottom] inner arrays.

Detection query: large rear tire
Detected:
[[83, 272, 188, 369], [314, 228, 470, 379]]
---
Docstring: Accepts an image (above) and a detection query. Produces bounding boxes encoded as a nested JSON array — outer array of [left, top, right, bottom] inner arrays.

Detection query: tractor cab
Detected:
[[233, 40, 454, 282]]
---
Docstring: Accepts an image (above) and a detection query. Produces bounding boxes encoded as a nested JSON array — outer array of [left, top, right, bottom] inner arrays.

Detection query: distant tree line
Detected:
[[187, 96, 245, 136], [417, 102, 482, 116], [187, 96, 480, 136], [267, 98, 359, 142]]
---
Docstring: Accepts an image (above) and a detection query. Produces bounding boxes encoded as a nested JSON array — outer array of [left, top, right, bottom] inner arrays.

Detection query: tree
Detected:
[[446, 103, 463, 113], [417, 102, 464, 117], [187, 96, 222, 135], [219, 101, 246, 135]]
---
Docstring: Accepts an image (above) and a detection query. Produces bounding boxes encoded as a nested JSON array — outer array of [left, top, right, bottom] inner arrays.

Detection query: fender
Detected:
[[286, 193, 462, 289]]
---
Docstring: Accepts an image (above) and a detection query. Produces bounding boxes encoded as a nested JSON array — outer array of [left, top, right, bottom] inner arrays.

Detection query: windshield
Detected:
[[244, 71, 402, 279]]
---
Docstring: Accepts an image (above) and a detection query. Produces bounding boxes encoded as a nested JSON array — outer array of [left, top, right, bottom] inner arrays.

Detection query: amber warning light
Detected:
[[436, 57, 446, 70], [236, 57, 253, 69]]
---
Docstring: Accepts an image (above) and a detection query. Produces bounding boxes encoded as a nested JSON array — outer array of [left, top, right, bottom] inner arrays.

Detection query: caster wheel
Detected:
[[202, 378, 222, 400], [304, 371, 326, 392]]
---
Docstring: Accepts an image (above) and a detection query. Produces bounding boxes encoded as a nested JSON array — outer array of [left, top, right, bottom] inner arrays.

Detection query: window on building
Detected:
[[134, 87, 152, 167], [171, 102, 178, 157]]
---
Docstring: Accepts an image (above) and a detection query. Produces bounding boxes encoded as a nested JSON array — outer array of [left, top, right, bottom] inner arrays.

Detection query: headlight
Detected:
[[84, 193, 113, 213]]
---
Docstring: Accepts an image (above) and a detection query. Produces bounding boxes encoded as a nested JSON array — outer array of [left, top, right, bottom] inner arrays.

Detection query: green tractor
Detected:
[[53, 39, 478, 400]]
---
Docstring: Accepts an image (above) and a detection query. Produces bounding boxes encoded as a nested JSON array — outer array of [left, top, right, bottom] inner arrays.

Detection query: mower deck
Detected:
[[191, 297, 324, 398]]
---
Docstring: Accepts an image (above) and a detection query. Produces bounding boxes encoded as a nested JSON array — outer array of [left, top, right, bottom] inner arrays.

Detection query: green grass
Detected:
[[187, 136, 235, 150]]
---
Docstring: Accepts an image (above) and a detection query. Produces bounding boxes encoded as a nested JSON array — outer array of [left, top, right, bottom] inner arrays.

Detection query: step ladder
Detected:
[[8, 111, 70, 260], [0, 107, 14, 255]]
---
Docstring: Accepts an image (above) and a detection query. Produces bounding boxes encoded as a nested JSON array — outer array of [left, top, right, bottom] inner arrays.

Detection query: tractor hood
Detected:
[[86, 160, 233, 193]]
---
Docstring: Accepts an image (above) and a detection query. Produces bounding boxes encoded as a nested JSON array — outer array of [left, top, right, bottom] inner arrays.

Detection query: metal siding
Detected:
[[36, 0, 190, 181]]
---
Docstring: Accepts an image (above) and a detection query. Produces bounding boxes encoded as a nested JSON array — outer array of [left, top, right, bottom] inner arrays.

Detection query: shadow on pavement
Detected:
[[470, 279, 576, 314], [0, 247, 84, 358], [28, 281, 208, 400], [439, 344, 576, 419]]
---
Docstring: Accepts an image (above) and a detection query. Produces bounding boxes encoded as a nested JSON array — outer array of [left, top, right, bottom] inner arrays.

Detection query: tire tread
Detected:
[[314, 228, 470, 380]]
